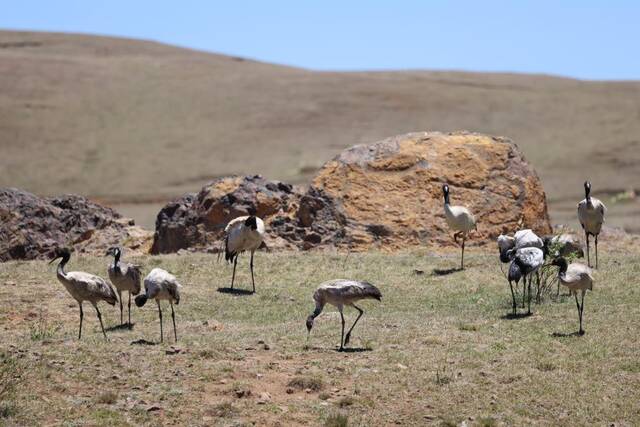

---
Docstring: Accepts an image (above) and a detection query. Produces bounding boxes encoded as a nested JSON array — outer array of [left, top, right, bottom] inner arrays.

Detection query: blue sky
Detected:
[[2, 1, 639, 80]]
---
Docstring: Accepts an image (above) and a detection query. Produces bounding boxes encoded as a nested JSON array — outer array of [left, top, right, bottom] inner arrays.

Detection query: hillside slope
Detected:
[[1, 31, 639, 230]]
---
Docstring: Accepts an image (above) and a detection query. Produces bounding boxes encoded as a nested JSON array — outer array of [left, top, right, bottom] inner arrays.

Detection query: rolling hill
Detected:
[[1, 30, 638, 230]]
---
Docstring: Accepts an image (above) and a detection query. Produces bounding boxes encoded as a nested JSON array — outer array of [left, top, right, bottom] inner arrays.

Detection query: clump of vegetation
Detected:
[[338, 396, 355, 407], [478, 416, 498, 427], [288, 375, 323, 392], [324, 411, 348, 427], [95, 391, 118, 405], [536, 361, 557, 372], [0, 353, 23, 419], [209, 402, 237, 418], [29, 309, 61, 341], [435, 364, 453, 386], [458, 323, 479, 332]]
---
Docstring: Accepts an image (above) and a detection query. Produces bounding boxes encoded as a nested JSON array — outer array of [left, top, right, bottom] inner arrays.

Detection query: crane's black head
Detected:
[[584, 181, 591, 199], [442, 184, 450, 204], [49, 247, 71, 265], [306, 315, 314, 333], [244, 216, 258, 230], [105, 246, 121, 260], [551, 256, 568, 272]]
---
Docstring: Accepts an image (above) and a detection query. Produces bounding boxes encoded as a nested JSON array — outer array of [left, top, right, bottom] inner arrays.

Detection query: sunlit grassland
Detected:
[[0, 247, 639, 426]]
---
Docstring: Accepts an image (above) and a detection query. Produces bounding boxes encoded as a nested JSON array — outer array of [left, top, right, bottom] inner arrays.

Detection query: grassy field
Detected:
[[1, 246, 639, 426]]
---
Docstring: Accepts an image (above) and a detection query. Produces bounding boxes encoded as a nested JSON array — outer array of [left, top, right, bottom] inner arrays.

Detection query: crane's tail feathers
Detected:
[[134, 294, 148, 307]]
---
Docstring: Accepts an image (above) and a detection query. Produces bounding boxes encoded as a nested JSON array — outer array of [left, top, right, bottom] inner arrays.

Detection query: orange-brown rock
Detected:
[[151, 132, 552, 253], [311, 131, 552, 250]]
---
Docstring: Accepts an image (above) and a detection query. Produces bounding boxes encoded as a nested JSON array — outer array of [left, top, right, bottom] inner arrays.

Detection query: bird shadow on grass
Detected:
[[431, 267, 462, 276], [551, 331, 584, 338], [217, 287, 254, 296], [336, 347, 372, 353], [500, 312, 532, 320], [130, 339, 157, 346], [106, 323, 134, 332]]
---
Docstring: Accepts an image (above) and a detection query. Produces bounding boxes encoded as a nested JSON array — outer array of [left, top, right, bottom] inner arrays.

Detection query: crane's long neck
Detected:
[[555, 259, 568, 278], [443, 192, 450, 206], [113, 250, 120, 268], [585, 186, 592, 205], [57, 258, 68, 280]]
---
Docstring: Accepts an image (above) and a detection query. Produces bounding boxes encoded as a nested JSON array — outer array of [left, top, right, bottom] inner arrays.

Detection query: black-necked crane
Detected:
[[551, 257, 594, 335], [134, 268, 181, 343], [49, 247, 117, 340], [505, 247, 544, 315], [577, 181, 606, 268], [106, 246, 142, 326], [442, 184, 476, 270], [224, 215, 265, 293], [306, 279, 382, 351]]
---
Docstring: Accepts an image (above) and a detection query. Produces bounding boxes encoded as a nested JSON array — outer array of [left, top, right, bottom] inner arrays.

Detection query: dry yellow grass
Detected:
[[1, 246, 639, 425]]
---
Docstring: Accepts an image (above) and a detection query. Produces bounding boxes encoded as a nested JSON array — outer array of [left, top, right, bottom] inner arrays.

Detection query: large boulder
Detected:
[[310, 131, 552, 250], [151, 175, 306, 253], [0, 188, 152, 261], [151, 132, 552, 253]]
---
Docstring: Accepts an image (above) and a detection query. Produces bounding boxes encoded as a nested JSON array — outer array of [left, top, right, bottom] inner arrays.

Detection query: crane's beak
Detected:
[[48, 256, 60, 265]]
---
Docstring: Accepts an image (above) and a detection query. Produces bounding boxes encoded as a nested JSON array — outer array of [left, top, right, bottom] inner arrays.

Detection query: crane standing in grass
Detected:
[[442, 184, 477, 270], [577, 181, 606, 268], [135, 268, 181, 343], [505, 247, 544, 315], [224, 215, 265, 293], [306, 279, 382, 351], [49, 247, 118, 340], [106, 246, 142, 326], [552, 257, 594, 335]]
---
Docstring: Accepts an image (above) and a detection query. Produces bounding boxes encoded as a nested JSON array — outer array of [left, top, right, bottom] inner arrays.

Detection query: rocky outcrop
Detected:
[[0, 188, 152, 261], [310, 131, 552, 250], [151, 175, 304, 253], [151, 132, 552, 253]]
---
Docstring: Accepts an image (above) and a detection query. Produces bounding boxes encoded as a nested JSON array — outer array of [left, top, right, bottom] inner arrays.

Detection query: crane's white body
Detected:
[[557, 263, 593, 293], [136, 268, 182, 343], [225, 216, 265, 255], [577, 197, 606, 236], [497, 229, 542, 253], [143, 268, 181, 303], [444, 204, 476, 235]]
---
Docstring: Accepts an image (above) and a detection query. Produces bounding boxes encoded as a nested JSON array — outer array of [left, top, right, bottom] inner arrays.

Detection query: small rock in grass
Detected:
[[257, 392, 271, 404], [147, 405, 162, 412]]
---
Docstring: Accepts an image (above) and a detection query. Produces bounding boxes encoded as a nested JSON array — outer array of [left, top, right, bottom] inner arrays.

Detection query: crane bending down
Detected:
[[442, 184, 477, 270], [135, 268, 181, 343], [106, 246, 142, 326], [224, 215, 265, 293], [577, 181, 606, 268], [49, 248, 118, 340], [552, 257, 594, 335], [306, 279, 382, 351], [505, 247, 544, 315]]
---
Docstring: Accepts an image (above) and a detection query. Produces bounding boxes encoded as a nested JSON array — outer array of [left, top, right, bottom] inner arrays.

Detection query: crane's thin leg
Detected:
[[522, 277, 526, 309], [118, 291, 123, 325], [508, 281, 516, 315], [461, 236, 465, 270], [250, 250, 256, 293], [78, 302, 84, 340], [579, 291, 585, 335], [170, 302, 177, 342], [527, 276, 532, 315], [536, 271, 541, 303], [339, 309, 345, 351], [344, 304, 364, 346], [230, 256, 238, 289], [574, 293, 581, 334], [585, 232, 590, 268], [93, 303, 107, 341], [595, 235, 599, 269], [157, 300, 163, 343], [128, 292, 132, 326]]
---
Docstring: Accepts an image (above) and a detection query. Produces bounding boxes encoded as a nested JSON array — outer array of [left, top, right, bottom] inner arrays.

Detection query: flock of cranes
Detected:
[[49, 182, 605, 347]]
